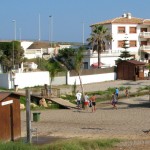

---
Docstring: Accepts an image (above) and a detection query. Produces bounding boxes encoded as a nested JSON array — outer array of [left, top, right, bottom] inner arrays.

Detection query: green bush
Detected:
[[50, 103, 60, 109], [20, 96, 26, 105]]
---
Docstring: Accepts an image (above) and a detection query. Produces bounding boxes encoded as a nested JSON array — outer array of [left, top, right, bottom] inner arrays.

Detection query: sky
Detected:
[[0, 0, 150, 43]]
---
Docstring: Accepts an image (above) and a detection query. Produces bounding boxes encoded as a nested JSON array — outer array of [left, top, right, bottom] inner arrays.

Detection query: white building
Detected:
[[84, 13, 150, 68]]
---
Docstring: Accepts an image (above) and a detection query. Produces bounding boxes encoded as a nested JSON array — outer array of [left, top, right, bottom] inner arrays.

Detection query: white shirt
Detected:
[[76, 92, 82, 101], [85, 95, 89, 102]]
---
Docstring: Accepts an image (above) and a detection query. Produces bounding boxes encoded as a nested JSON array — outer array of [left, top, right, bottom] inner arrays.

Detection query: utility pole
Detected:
[[26, 88, 32, 143], [49, 15, 53, 47], [38, 14, 41, 41], [82, 21, 85, 45]]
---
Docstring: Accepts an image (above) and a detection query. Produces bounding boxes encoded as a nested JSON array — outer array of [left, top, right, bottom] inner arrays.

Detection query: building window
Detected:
[[130, 40, 137, 47], [83, 62, 88, 69], [118, 41, 125, 47], [141, 41, 147, 46], [130, 27, 137, 33], [141, 28, 147, 32], [118, 27, 125, 33]]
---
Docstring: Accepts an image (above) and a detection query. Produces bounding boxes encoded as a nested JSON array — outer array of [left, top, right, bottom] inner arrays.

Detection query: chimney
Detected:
[[122, 13, 127, 18], [127, 13, 132, 19]]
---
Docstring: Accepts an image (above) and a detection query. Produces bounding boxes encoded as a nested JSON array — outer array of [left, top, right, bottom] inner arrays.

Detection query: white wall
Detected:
[[67, 72, 116, 85], [21, 41, 33, 50], [0, 71, 50, 89], [0, 71, 116, 89], [51, 76, 66, 85], [0, 73, 10, 89], [111, 24, 140, 53], [14, 72, 50, 88]]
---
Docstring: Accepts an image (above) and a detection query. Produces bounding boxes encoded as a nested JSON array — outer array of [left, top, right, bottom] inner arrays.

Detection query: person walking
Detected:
[[84, 93, 89, 111], [76, 91, 82, 109], [111, 92, 117, 109], [115, 87, 119, 100], [125, 88, 129, 98], [89, 94, 96, 112]]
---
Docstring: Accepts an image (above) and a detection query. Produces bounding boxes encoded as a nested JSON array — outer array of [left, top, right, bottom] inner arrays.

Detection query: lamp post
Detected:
[[12, 20, 16, 40], [49, 15, 53, 47], [19, 28, 21, 42], [82, 21, 85, 45], [12, 20, 16, 68], [38, 14, 41, 41]]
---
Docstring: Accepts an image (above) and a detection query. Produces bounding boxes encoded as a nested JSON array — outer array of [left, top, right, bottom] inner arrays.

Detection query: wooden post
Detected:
[[26, 88, 32, 143]]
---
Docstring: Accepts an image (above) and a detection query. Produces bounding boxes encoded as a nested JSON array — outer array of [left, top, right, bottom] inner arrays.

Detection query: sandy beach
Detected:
[[21, 80, 150, 149]]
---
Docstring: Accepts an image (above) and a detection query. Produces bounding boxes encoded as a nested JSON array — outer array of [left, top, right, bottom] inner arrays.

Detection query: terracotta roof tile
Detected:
[[91, 16, 150, 26], [28, 42, 51, 49]]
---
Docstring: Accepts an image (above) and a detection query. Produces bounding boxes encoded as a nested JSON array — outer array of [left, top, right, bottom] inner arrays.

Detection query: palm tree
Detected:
[[53, 47, 86, 102], [87, 25, 112, 68], [46, 61, 64, 91]]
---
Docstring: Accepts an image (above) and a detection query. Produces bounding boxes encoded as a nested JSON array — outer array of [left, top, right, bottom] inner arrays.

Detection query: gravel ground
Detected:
[[21, 80, 150, 149], [59, 79, 150, 94]]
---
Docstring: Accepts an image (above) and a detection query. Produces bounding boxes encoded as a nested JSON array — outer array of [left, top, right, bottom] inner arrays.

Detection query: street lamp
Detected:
[[82, 21, 85, 45], [49, 15, 53, 47], [12, 20, 16, 40], [12, 20, 16, 69], [19, 28, 22, 41], [38, 14, 41, 41]]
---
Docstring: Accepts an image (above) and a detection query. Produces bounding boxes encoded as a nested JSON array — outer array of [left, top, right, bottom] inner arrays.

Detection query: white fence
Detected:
[[0, 71, 50, 89], [0, 71, 116, 89], [67, 72, 116, 85]]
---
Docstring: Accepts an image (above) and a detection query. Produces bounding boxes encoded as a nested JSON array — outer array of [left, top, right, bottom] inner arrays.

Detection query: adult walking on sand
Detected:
[[90, 94, 96, 112], [125, 88, 129, 98], [76, 91, 82, 109], [111, 92, 117, 109], [84, 93, 89, 111]]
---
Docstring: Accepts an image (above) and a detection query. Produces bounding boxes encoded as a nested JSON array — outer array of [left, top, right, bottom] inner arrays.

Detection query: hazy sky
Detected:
[[0, 0, 149, 43]]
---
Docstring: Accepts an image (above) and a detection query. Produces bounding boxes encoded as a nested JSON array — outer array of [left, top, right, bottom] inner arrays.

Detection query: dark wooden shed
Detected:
[[0, 92, 21, 141], [117, 60, 146, 80]]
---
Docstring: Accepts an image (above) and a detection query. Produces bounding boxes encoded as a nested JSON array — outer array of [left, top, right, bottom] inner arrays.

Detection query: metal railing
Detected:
[[140, 45, 150, 50], [83, 49, 121, 56], [140, 32, 150, 38]]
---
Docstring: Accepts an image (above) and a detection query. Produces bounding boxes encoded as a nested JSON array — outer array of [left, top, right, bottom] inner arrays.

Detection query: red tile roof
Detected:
[[91, 16, 150, 26]]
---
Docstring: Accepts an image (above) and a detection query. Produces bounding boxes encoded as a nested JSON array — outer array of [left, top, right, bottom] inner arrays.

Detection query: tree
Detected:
[[53, 47, 86, 102], [0, 41, 24, 72], [31, 57, 65, 91], [116, 50, 133, 64], [87, 25, 112, 68], [119, 50, 132, 60], [46, 60, 65, 91]]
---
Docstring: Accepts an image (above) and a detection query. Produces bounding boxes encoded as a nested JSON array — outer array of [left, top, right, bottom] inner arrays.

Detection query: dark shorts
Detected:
[[112, 100, 117, 105], [115, 93, 118, 97], [92, 102, 96, 106], [77, 101, 80, 106]]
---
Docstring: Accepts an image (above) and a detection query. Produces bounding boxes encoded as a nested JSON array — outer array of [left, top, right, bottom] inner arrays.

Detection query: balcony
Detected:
[[84, 50, 120, 57], [140, 32, 150, 38], [140, 45, 150, 52]]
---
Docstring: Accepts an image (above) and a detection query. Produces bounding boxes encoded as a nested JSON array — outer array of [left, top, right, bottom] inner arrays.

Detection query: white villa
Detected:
[[83, 13, 150, 69]]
